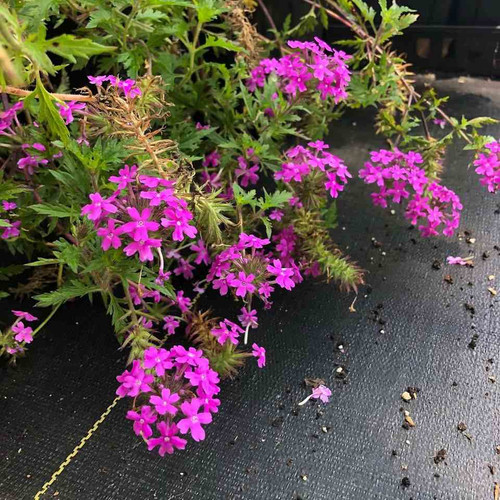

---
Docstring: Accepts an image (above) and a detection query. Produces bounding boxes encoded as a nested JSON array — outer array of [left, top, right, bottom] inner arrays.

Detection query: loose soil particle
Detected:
[[434, 449, 447, 464]]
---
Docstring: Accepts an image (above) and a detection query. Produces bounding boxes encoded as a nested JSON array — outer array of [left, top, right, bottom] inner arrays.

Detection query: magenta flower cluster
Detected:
[[473, 141, 500, 193], [1, 310, 39, 358], [275, 141, 351, 198], [247, 37, 351, 102], [117, 345, 220, 455], [88, 75, 142, 98], [359, 149, 462, 237], [1, 200, 20, 240], [81, 165, 197, 262]]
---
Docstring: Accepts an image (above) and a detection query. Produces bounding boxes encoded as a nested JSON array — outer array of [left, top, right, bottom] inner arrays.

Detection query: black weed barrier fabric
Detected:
[[1, 78, 500, 500]]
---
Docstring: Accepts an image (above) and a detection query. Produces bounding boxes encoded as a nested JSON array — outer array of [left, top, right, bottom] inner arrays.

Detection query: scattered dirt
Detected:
[[434, 449, 447, 465]]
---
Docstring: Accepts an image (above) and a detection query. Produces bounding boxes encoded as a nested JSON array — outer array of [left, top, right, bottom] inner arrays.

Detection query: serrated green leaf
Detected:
[[29, 203, 78, 218], [34, 281, 102, 307]]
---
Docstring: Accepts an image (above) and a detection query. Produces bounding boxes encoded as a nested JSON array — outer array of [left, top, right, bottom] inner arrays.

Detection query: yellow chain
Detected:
[[34, 395, 122, 500]]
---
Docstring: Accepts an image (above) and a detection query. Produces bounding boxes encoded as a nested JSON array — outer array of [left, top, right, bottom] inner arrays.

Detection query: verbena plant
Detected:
[[0, 0, 498, 454]]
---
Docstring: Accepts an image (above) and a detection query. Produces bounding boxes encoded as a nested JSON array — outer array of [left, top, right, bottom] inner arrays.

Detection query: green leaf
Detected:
[[26, 258, 60, 267], [34, 281, 102, 307], [40, 34, 115, 65], [30, 77, 69, 141], [198, 35, 242, 53], [29, 203, 78, 218], [232, 183, 258, 209], [258, 188, 292, 210]]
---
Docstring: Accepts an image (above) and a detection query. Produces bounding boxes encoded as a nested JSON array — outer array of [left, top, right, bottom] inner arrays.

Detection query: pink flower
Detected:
[[150, 388, 180, 416], [12, 322, 33, 343], [88, 75, 108, 86], [81, 193, 117, 221], [238, 233, 270, 249], [267, 259, 295, 290], [147, 422, 187, 456], [161, 206, 197, 241], [120, 207, 159, 241], [252, 343, 266, 368], [235, 157, 259, 187], [269, 209, 284, 221], [238, 307, 258, 329], [126, 405, 157, 439], [230, 271, 256, 297], [116, 360, 154, 397], [1, 220, 20, 239], [109, 164, 137, 190], [174, 259, 195, 280], [96, 219, 122, 250], [211, 319, 243, 345], [177, 398, 213, 442], [56, 101, 86, 125], [446, 256, 469, 266], [191, 239, 211, 265], [12, 310, 38, 322], [175, 291, 192, 314], [123, 237, 161, 262], [185, 367, 220, 396], [311, 384, 332, 403], [202, 151, 221, 168], [2, 201, 17, 211], [173, 346, 204, 367], [162, 316, 180, 335], [143, 347, 173, 377]]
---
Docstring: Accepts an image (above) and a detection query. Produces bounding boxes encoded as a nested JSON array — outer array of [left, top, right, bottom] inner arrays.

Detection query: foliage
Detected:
[[0, 0, 496, 455]]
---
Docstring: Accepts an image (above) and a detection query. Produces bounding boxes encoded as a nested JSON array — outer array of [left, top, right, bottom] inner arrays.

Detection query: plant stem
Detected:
[[32, 303, 62, 337], [2, 85, 94, 102]]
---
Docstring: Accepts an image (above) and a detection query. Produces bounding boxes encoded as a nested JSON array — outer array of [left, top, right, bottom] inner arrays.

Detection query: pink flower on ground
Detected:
[[150, 388, 180, 416], [126, 405, 157, 439], [12, 310, 38, 322], [81, 193, 117, 221], [12, 322, 33, 343], [252, 343, 266, 368], [446, 256, 469, 266], [147, 422, 187, 456], [311, 384, 332, 403], [177, 398, 213, 442]]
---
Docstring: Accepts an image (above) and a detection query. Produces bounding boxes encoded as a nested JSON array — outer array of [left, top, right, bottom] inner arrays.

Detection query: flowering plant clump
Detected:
[[359, 149, 462, 237], [118, 346, 220, 454], [0, 0, 497, 455]]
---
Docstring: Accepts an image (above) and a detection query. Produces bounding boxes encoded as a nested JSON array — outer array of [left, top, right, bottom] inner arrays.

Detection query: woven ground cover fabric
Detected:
[[1, 77, 500, 500]]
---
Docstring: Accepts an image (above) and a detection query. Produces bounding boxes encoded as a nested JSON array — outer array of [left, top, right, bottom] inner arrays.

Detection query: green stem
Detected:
[[32, 303, 62, 337]]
